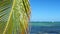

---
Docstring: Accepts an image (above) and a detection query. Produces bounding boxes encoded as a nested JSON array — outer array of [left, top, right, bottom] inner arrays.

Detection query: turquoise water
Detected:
[[29, 22, 60, 26], [29, 22, 60, 34]]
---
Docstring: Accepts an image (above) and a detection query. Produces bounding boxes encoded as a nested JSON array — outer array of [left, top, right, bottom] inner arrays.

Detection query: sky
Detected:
[[30, 0, 60, 21]]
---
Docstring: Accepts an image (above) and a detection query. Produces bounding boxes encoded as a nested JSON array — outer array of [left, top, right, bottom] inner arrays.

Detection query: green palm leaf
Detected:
[[0, 0, 30, 34]]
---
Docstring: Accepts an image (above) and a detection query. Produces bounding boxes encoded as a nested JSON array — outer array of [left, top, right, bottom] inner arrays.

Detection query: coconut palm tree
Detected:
[[0, 0, 30, 34]]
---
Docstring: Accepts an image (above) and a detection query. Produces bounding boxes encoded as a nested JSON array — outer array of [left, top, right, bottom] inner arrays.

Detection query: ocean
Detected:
[[29, 22, 60, 34]]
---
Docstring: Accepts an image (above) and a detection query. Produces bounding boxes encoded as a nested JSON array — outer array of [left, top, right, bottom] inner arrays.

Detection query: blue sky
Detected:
[[30, 0, 60, 21]]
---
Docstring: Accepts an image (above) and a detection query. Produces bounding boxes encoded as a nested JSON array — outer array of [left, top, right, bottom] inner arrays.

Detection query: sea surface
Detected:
[[29, 22, 60, 34]]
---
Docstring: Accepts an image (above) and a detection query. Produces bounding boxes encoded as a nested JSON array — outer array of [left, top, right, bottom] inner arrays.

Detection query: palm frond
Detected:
[[0, 0, 30, 34]]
